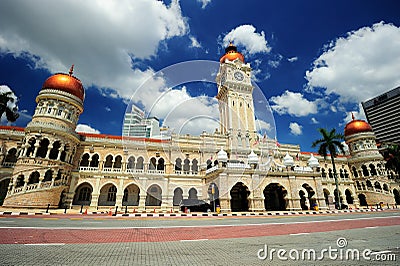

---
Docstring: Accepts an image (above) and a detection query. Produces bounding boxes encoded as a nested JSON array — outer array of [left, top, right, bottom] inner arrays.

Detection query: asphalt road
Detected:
[[0, 211, 399, 265]]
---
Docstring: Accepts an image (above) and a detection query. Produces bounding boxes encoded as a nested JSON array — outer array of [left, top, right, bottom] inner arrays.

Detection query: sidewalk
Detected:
[[1, 206, 396, 217]]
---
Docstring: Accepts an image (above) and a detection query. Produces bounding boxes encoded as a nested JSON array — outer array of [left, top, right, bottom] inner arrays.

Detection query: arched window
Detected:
[[26, 138, 36, 157], [352, 166, 358, 178], [157, 158, 165, 171], [90, 154, 100, 167], [136, 157, 144, 169], [175, 158, 182, 171], [49, 141, 61, 160], [339, 169, 344, 179], [80, 153, 90, 167], [149, 157, 156, 170], [36, 138, 49, 158], [369, 164, 377, 176], [28, 171, 40, 184], [104, 155, 113, 168], [321, 168, 326, 178], [44, 170, 53, 182], [16, 175, 25, 187], [188, 188, 198, 199], [183, 158, 190, 173], [4, 148, 17, 163], [328, 168, 333, 178], [127, 156, 135, 169], [114, 155, 122, 168], [192, 159, 198, 174], [361, 165, 369, 177], [206, 159, 212, 169]]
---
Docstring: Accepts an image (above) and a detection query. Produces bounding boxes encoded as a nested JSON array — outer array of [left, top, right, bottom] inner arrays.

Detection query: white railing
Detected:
[[227, 162, 251, 169], [147, 169, 165, 174], [79, 166, 99, 172], [206, 165, 218, 174], [2, 162, 16, 168], [25, 183, 38, 191], [126, 169, 144, 174], [174, 170, 199, 175]]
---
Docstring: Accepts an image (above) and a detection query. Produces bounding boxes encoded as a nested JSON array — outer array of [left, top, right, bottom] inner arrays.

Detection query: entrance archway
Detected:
[[345, 189, 354, 204], [393, 189, 400, 205], [0, 178, 10, 206], [358, 194, 367, 206], [207, 183, 220, 211], [146, 184, 162, 206], [73, 183, 93, 206], [173, 187, 183, 206], [123, 184, 140, 206], [263, 183, 287, 211], [230, 182, 249, 212], [98, 183, 117, 206]]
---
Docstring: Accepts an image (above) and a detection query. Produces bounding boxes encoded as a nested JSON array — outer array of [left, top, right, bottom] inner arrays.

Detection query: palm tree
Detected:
[[312, 128, 345, 209], [0, 91, 19, 123]]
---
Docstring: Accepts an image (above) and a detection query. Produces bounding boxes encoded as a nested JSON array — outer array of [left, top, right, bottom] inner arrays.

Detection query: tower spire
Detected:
[[69, 64, 74, 76], [351, 112, 355, 120]]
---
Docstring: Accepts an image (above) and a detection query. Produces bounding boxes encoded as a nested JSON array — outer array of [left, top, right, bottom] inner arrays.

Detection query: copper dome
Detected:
[[42, 66, 84, 101], [344, 118, 373, 137], [220, 43, 245, 63]]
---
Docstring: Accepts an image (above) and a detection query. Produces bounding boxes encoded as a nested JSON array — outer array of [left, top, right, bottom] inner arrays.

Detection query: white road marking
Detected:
[[289, 233, 310, 236], [180, 239, 208, 242], [24, 243, 65, 246], [365, 226, 378, 229]]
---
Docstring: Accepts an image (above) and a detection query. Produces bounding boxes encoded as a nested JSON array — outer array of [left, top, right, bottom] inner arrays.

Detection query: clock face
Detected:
[[234, 71, 244, 81]]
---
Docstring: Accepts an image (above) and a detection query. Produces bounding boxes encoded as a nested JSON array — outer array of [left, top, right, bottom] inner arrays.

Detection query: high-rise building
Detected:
[[122, 104, 161, 138], [362, 86, 400, 144]]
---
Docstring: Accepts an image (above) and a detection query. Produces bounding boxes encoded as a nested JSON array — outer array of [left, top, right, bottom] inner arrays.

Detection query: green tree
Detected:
[[312, 128, 345, 209], [383, 144, 400, 177], [0, 91, 19, 123]]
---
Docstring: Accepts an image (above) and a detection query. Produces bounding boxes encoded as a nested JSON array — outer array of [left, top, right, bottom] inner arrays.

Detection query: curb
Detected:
[[0, 208, 389, 217]]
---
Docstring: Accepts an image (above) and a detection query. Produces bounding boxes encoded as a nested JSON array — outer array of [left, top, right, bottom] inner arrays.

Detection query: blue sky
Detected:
[[0, 0, 399, 151]]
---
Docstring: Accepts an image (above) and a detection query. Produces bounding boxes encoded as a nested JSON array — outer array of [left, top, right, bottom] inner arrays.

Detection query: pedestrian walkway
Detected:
[[1, 206, 395, 217]]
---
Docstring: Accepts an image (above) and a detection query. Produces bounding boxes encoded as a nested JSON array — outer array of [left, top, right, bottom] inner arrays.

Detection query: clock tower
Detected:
[[216, 43, 257, 151]]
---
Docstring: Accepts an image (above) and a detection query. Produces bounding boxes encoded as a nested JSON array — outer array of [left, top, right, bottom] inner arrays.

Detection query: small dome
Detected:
[[344, 114, 372, 137], [283, 152, 294, 167], [217, 147, 228, 162], [247, 150, 258, 165], [307, 154, 319, 168], [220, 43, 245, 63], [42, 66, 84, 101]]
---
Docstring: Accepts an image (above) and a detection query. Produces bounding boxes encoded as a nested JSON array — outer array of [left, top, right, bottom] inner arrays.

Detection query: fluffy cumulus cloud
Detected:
[[0, 0, 188, 99], [222, 25, 271, 55], [306, 22, 400, 103], [269, 90, 318, 117], [189, 36, 202, 48], [76, 124, 101, 134], [289, 122, 302, 135], [255, 119, 272, 132]]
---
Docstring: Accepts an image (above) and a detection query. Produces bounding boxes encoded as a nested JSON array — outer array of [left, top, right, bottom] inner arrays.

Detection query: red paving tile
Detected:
[[1, 216, 399, 244]]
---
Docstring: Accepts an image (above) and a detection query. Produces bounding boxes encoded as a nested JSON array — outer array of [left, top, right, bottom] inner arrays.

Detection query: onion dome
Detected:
[[220, 43, 245, 63], [217, 147, 228, 163], [307, 154, 319, 168], [283, 152, 294, 167], [344, 113, 372, 137], [247, 150, 258, 165], [42, 65, 85, 101]]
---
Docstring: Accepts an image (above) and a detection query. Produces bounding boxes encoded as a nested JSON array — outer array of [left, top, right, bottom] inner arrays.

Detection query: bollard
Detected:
[[64, 205, 67, 214], [125, 205, 128, 214], [114, 206, 118, 216], [80, 204, 84, 214], [46, 203, 50, 213]]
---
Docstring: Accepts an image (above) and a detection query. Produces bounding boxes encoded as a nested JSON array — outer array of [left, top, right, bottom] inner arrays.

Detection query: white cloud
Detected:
[[76, 124, 101, 134], [197, 0, 211, 9], [0, 0, 188, 100], [189, 36, 202, 48], [222, 25, 271, 55], [288, 56, 298, 62], [289, 122, 302, 135], [341, 103, 367, 126], [268, 54, 283, 68], [105, 107, 111, 112], [255, 119, 272, 132], [306, 22, 400, 103], [270, 90, 318, 117], [311, 117, 319, 124]]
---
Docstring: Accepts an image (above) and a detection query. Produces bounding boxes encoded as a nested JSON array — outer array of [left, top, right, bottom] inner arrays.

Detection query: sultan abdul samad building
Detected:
[[0, 44, 399, 212]]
